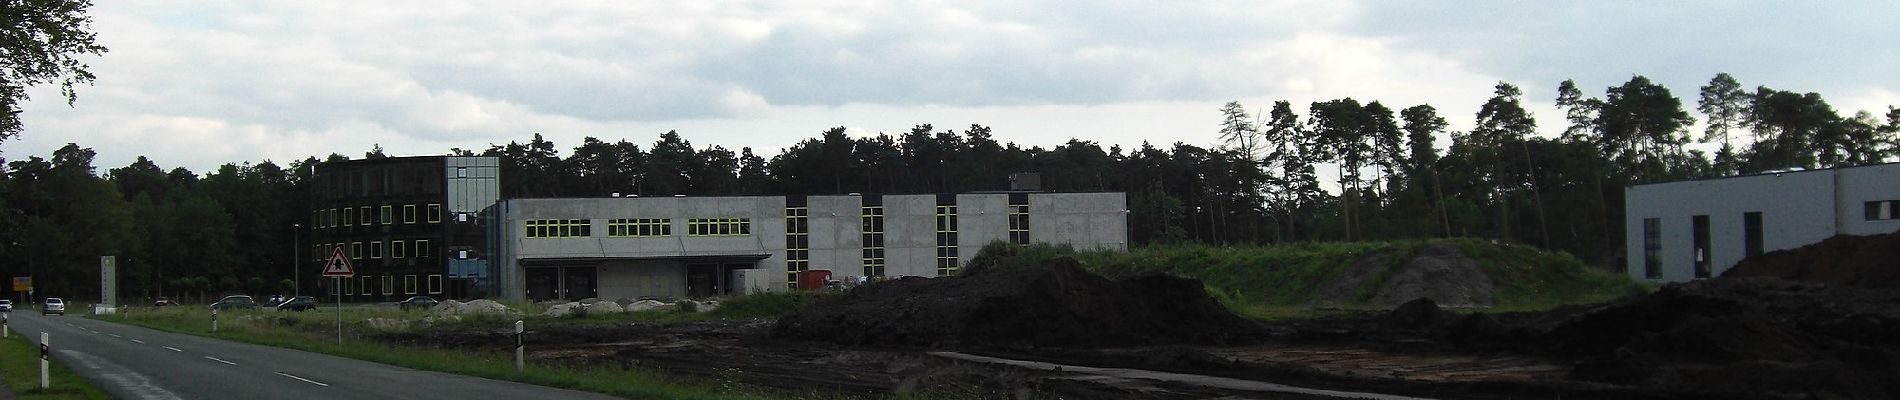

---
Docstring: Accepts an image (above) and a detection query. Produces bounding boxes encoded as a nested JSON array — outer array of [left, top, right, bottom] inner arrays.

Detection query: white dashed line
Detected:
[[131, 339, 146, 344], [163, 346, 183, 352], [108, 333, 122, 338], [275, 372, 329, 387], [203, 356, 237, 365]]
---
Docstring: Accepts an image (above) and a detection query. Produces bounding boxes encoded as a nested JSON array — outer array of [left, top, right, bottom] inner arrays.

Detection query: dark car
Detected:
[[398, 296, 439, 310], [275, 296, 316, 312], [209, 295, 258, 310]]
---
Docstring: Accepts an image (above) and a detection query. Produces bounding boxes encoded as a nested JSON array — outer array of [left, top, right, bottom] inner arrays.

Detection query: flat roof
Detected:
[[1627, 161, 1900, 188]]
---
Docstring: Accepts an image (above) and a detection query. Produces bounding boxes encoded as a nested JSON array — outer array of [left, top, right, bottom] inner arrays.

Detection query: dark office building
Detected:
[[308, 156, 499, 300]]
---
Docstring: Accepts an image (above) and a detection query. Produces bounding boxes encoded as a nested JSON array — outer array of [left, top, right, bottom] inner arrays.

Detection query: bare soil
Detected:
[[369, 246, 1900, 399]]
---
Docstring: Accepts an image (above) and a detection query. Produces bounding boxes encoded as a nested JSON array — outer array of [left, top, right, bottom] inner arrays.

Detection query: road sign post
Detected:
[[322, 246, 354, 345]]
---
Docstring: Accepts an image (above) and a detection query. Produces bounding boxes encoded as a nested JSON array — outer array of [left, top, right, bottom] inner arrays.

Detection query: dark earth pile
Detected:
[[1722, 231, 1900, 287], [1275, 279, 1900, 399], [774, 257, 1262, 348]]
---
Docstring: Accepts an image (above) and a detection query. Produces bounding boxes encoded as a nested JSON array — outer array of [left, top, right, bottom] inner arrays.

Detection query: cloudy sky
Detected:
[[7, 1, 1897, 173]]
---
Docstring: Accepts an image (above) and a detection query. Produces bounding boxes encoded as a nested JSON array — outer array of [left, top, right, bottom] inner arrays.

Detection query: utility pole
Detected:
[[293, 223, 301, 296]]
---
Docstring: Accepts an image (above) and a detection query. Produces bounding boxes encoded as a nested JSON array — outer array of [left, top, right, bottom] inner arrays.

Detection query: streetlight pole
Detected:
[[294, 223, 301, 296]]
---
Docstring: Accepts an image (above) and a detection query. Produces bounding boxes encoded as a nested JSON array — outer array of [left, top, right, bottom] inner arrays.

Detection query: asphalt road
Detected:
[[4, 310, 621, 400]]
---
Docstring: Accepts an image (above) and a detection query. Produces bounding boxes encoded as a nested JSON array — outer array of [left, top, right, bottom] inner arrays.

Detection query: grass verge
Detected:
[[0, 326, 111, 399], [103, 303, 808, 400]]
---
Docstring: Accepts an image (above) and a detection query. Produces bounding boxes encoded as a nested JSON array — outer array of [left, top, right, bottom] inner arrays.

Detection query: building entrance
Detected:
[[525, 266, 597, 301]]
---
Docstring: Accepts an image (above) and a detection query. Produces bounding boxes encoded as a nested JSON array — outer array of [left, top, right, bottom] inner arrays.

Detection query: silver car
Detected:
[[42, 298, 64, 316]]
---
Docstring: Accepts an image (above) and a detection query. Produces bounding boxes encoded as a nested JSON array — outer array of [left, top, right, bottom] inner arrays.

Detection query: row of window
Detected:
[[785, 207, 811, 287], [607, 218, 672, 237], [312, 204, 442, 229], [862, 206, 886, 277], [525, 219, 592, 238], [936, 204, 960, 276], [687, 218, 752, 236], [1642, 211, 1763, 279], [336, 274, 444, 296], [318, 240, 433, 260]]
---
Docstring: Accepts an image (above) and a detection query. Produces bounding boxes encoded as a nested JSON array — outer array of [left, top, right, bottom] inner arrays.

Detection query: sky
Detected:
[[6, 1, 1898, 174]]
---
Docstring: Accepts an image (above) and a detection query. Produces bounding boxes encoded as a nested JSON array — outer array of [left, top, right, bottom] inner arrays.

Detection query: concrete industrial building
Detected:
[[486, 192, 1129, 301], [308, 156, 500, 300], [1624, 162, 1900, 282]]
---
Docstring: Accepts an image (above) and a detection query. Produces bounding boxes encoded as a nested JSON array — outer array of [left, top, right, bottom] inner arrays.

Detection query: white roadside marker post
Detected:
[[39, 332, 49, 389], [514, 320, 525, 372], [212, 306, 219, 332], [4, 314, 9, 338]]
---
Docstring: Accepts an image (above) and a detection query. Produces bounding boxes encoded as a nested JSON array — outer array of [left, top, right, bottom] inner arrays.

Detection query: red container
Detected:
[[796, 269, 833, 290]]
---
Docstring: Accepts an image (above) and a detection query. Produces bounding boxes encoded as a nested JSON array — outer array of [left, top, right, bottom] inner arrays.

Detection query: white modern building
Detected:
[[1624, 162, 1900, 282], [486, 192, 1128, 301]]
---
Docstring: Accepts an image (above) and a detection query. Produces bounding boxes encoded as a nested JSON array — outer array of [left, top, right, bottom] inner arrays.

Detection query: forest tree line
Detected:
[[0, 73, 1895, 301]]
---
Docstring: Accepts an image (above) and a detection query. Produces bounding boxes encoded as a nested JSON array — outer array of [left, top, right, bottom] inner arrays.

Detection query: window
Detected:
[[687, 218, 751, 236], [380, 205, 394, 225], [361, 276, 373, 295], [524, 219, 592, 238], [1008, 205, 1030, 246], [404, 204, 417, 224], [351, 242, 363, 260], [342, 207, 354, 226], [608, 218, 672, 237], [428, 275, 443, 294], [1642, 218, 1661, 279], [784, 204, 809, 288], [1692, 215, 1711, 279], [359, 206, 370, 226], [416, 240, 431, 258], [383, 275, 394, 295], [370, 241, 383, 259], [456, 167, 467, 178], [936, 203, 959, 276], [1744, 212, 1763, 258], [862, 206, 885, 277], [391, 240, 406, 258], [428, 204, 442, 223], [405, 275, 419, 294], [1867, 200, 1900, 221], [341, 276, 352, 296]]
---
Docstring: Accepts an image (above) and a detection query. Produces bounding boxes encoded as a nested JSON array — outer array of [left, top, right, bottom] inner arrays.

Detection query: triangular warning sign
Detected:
[[322, 246, 355, 277]]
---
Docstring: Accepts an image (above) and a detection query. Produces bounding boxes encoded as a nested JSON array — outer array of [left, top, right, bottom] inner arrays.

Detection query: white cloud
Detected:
[[5, 0, 1895, 175]]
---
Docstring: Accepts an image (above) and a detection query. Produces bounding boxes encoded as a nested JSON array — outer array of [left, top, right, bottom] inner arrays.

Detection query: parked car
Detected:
[[398, 296, 439, 310], [266, 294, 286, 306], [276, 296, 317, 312], [0, 299, 12, 312], [209, 295, 258, 310], [42, 298, 64, 316], [153, 297, 173, 306]]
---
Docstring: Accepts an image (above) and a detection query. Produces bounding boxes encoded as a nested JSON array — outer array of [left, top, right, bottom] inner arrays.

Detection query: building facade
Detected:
[[486, 192, 1128, 301], [1625, 162, 1900, 282], [309, 156, 500, 300]]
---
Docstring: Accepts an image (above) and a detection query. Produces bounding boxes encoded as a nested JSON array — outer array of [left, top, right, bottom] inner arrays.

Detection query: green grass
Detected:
[[0, 326, 111, 399], [981, 238, 1647, 319], [104, 303, 806, 400]]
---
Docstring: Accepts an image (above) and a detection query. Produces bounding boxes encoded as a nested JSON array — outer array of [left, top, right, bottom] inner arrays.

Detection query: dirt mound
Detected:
[[1721, 231, 1900, 287], [773, 257, 1262, 348], [1541, 278, 1900, 399], [1317, 244, 1496, 307]]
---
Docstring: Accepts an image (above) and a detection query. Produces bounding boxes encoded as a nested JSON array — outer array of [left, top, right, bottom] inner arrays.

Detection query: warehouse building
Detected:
[[1625, 162, 1900, 282], [308, 156, 500, 300], [485, 192, 1128, 301]]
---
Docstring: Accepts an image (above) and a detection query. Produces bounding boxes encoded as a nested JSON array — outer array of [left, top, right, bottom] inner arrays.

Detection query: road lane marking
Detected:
[[163, 346, 183, 352], [108, 333, 122, 338], [131, 339, 146, 344], [275, 372, 330, 387], [204, 356, 237, 365]]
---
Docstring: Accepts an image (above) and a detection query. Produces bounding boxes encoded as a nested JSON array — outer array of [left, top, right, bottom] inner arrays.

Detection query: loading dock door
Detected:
[[687, 263, 719, 298], [526, 266, 598, 301]]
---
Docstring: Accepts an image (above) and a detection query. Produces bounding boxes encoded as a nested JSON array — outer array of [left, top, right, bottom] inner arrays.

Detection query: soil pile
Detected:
[[1541, 278, 1900, 399], [773, 257, 1261, 348], [1317, 244, 1496, 307], [1721, 231, 1900, 287]]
